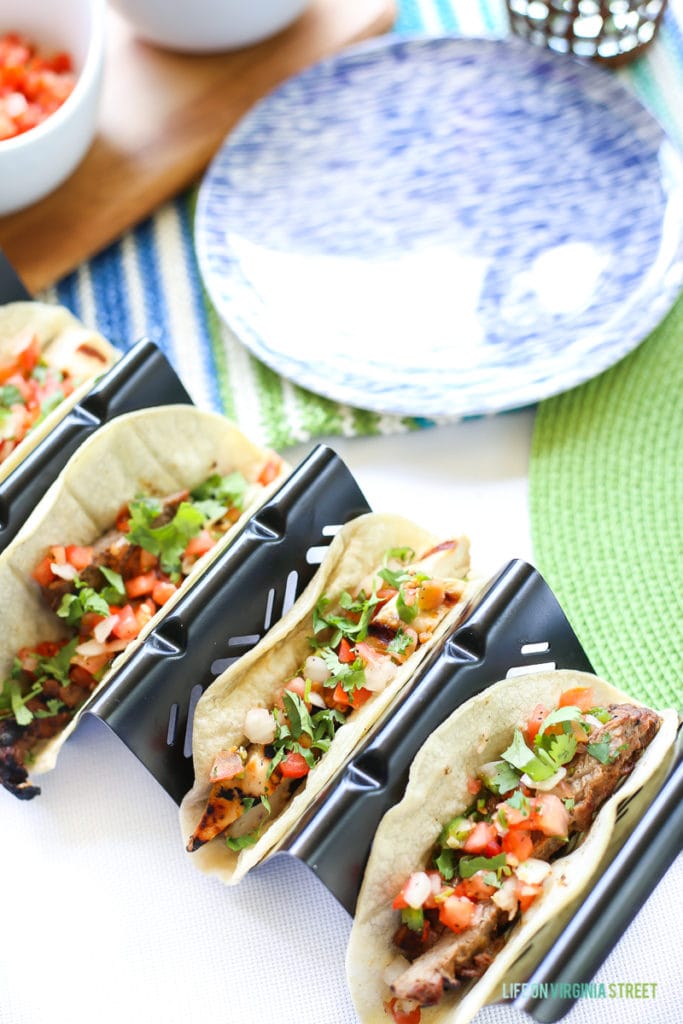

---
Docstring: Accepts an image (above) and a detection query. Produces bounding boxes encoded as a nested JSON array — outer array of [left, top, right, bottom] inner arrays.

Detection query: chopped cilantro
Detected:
[[501, 730, 537, 772], [586, 740, 612, 764], [35, 637, 79, 686], [387, 629, 413, 657], [536, 705, 585, 738], [506, 789, 530, 813], [563, 798, 576, 811], [459, 853, 509, 880], [35, 699, 66, 719], [478, 759, 520, 795], [0, 677, 41, 725], [434, 847, 457, 880], [589, 706, 611, 724], [191, 471, 247, 509], [0, 383, 23, 408], [320, 648, 366, 693], [401, 907, 424, 932], [396, 586, 418, 624], [125, 498, 205, 574], [313, 589, 380, 646], [226, 828, 261, 851], [98, 565, 127, 605], [57, 584, 110, 627]]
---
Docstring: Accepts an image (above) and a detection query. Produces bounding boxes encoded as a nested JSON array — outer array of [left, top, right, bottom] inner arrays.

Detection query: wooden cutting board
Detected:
[[0, 0, 396, 293]]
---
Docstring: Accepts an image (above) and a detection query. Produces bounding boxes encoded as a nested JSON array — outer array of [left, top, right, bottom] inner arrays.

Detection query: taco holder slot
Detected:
[[82, 444, 372, 804], [275, 559, 595, 914], [0, 339, 192, 553]]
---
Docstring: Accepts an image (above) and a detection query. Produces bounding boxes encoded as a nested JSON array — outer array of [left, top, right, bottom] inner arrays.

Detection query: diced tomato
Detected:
[[332, 682, 350, 708], [69, 665, 97, 690], [423, 871, 443, 909], [70, 651, 110, 675], [482, 838, 502, 858], [0, 35, 75, 141], [338, 637, 355, 664], [34, 640, 61, 658], [125, 572, 157, 599], [65, 545, 93, 571], [439, 895, 475, 934], [502, 829, 534, 862], [209, 749, 244, 782], [279, 752, 310, 778], [17, 334, 40, 374], [463, 821, 498, 854], [184, 529, 215, 559], [31, 555, 56, 587], [48, 545, 66, 565], [517, 882, 543, 913], [111, 604, 140, 641], [134, 598, 156, 632], [558, 687, 595, 712], [80, 611, 107, 637], [115, 506, 130, 532], [525, 703, 549, 744], [417, 578, 446, 612], [392, 888, 409, 911], [152, 580, 177, 606], [466, 776, 482, 796], [385, 998, 421, 1024], [285, 676, 306, 698], [256, 457, 282, 486], [375, 587, 398, 603], [460, 872, 498, 901], [527, 794, 569, 839], [350, 687, 373, 710]]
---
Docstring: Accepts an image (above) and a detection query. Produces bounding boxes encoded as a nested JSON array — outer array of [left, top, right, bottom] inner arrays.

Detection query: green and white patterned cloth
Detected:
[[38, 0, 683, 449]]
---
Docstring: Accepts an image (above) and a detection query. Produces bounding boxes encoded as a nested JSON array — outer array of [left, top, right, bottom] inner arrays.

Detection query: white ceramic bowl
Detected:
[[0, 0, 105, 217], [109, 0, 311, 53]]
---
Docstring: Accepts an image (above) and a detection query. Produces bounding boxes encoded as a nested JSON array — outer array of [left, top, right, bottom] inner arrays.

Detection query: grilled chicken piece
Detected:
[[187, 745, 282, 851], [391, 702, 661, 1005]]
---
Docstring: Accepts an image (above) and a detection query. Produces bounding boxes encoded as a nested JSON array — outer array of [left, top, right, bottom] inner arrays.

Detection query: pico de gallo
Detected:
[[0, 460, 281, 798], [0, 330, 83, 466], [382, 686, 661, 1022], [187, 540, 470, 854], [0, 32, 76, 141]]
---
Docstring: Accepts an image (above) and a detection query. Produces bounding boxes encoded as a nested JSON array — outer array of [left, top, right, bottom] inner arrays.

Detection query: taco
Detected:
[[0, 302, 117, 479], [180, 514, 477, 885], [0, 405, 286, 800], [346, 670, 677, 1024]]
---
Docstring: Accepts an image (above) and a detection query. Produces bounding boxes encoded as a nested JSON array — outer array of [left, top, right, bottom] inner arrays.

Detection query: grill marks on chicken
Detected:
[[390, 702, 661, 1006]]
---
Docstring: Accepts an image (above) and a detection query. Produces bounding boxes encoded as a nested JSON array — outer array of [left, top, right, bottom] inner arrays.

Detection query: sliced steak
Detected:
[[391, 903, 508, 1005]]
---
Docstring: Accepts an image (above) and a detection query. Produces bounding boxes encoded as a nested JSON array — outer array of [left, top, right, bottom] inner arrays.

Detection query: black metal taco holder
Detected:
[[3, 259, 682, 1022]]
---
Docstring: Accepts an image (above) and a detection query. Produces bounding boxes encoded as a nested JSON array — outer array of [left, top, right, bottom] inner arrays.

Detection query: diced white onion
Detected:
[[94, 615, 119, 644], [50, 562, 78, 581], [308, 691, 327, 709], [363, 656, 398, 693], [404, 871, 432, 909], [516, 858, 552, 886], [520, 766, 566, 791], [243, 707, 276, 745], [583, 714, 603, 730], [382, 954, 411, 988], [492, 877, 519, 920], [304, 655, 331, 685], [75, 637, 128, 657]]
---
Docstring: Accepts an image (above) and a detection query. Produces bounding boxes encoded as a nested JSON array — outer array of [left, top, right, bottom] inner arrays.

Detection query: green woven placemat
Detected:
[[530, 290, 683, 709]]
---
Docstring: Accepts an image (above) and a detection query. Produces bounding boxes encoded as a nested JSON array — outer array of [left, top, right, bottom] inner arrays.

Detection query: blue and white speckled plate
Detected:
[[195, 36, 683, 418]]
